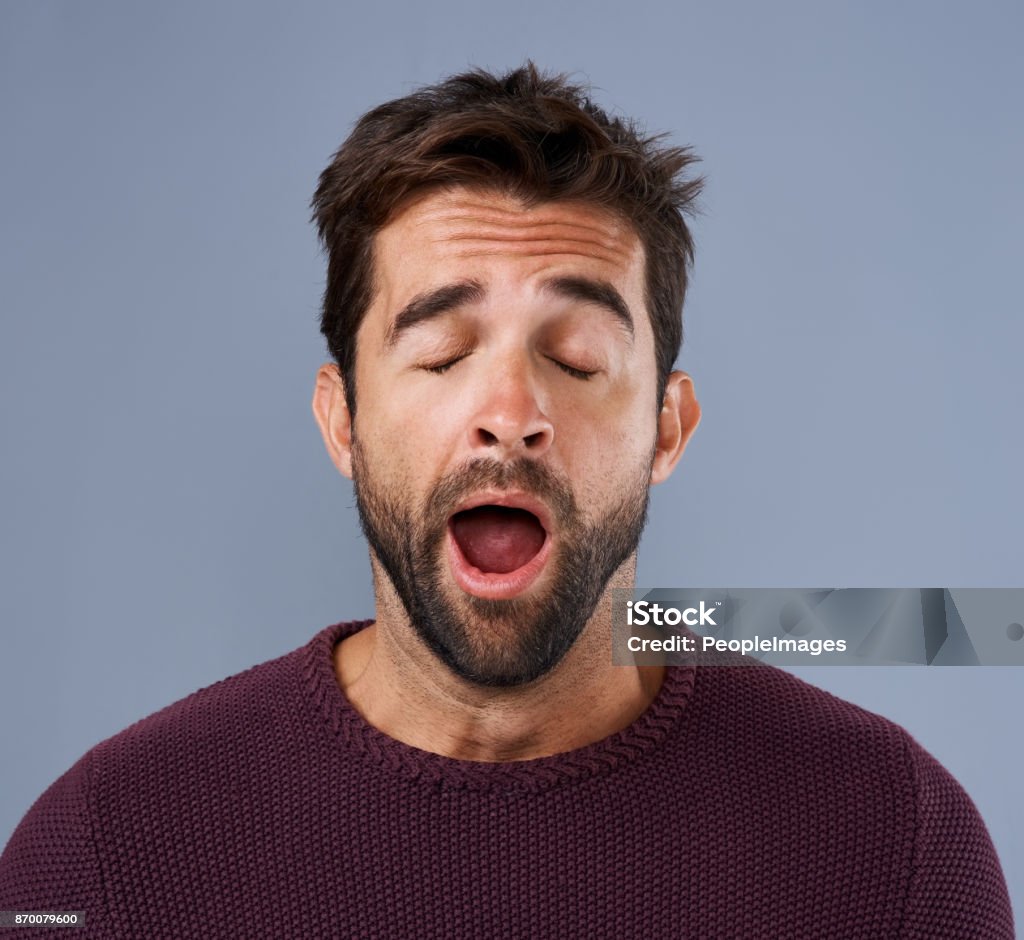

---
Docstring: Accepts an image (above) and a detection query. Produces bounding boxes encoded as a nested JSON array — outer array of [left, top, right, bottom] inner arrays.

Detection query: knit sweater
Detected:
[[0, 620, 1014, 939]]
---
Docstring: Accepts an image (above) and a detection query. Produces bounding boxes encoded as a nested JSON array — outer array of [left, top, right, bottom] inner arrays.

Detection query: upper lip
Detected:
[[449, 491, 553, 536]]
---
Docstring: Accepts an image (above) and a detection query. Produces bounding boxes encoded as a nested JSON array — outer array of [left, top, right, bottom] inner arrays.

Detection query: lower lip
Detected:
[[446, 525, 552, 600]]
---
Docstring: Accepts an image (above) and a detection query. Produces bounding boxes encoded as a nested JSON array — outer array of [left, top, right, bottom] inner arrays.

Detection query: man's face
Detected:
[[327, 186, 682, 686]]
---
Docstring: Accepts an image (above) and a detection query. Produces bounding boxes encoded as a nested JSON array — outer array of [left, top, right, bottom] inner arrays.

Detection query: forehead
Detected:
[[372, 187, 646, 296]]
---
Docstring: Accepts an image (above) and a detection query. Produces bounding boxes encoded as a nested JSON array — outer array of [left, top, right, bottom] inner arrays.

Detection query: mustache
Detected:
[[424, 458, 579, 530]]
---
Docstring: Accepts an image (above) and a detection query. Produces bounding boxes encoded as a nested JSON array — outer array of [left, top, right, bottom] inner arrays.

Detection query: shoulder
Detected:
[[687, 662, 1014, 936], [4, 634, 309, 833], [0, 624, 345, 930], [898, 732, 1015, 937], [4, 621, 343, 840], [0, 750, 101, 921], [78, 623, 356, 798], [690, 659, 919, 771], [691, 660, 999, 817], [91, 638, 304, 767]]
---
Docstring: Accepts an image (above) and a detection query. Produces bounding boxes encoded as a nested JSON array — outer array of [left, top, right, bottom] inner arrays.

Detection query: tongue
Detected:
[[451, 506, 546, 574]]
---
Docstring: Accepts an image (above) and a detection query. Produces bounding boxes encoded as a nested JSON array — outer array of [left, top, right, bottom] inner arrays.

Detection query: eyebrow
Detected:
[[540, 275, 634, 340], [385, 280, 485, 348], [383, 274, 635, 347]]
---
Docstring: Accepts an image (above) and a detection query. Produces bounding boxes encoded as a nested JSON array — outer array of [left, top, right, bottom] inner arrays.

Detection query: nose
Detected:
[[467, 358, 554, 458]]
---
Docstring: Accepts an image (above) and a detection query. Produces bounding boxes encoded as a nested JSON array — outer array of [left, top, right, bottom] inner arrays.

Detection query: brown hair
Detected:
[[311, 62, 702, 413]]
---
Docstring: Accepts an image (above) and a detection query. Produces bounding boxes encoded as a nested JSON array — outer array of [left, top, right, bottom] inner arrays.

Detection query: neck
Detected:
[[334, 561, 663, 762]]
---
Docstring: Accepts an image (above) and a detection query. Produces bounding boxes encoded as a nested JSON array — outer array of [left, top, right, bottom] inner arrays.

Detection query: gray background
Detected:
[[2, 0, 1021, 917]]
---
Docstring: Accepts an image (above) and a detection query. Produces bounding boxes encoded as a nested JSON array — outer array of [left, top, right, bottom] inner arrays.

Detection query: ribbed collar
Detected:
[[302, 620, 697, 792]]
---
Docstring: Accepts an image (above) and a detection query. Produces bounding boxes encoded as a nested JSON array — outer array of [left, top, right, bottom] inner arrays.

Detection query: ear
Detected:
[[312, 363, 354, 479], [650, 370, 700, 485]]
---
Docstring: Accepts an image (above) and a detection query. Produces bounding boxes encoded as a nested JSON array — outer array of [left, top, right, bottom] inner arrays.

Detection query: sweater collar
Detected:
[[303, 620, 697, 792]]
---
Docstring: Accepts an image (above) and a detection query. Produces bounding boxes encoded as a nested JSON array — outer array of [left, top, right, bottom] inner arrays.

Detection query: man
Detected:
[[0, 64, 1013, 938]]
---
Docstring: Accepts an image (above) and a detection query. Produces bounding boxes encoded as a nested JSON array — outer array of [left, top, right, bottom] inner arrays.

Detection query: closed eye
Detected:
[[422, 355, 595, 379], [420, 354, 469, 374], [548, 357, 596, 380]]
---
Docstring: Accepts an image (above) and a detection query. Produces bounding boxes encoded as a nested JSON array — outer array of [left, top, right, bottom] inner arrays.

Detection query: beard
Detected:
[[351, 445, 651, 688]]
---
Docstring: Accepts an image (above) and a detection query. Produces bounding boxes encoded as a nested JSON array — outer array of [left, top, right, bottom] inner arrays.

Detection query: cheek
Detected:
[[568, 377, 658, 446], [354, 386, 464, 495], [558, 411, 658, 504]]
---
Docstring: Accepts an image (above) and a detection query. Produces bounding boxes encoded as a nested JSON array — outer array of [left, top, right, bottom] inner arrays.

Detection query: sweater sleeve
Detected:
[[899, 735, 1015, 939], [0, 752, 110, 937]]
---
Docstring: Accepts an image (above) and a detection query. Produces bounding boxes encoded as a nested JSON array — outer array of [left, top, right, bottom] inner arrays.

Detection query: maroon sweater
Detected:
[[0, 620, 1014, 938]]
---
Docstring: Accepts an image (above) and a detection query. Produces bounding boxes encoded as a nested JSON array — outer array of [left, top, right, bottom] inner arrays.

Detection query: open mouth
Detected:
[[446, 501, 552, 599], [450, 505, 547, 573]]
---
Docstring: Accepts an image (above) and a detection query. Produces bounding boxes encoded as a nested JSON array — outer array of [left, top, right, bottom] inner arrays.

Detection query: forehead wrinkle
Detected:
[[425, 226, 637, 269], [446, 243, 628, 267], [437, 227, 620, 244], [408, 197, 638, 252], [424, 210, 619, 240], [423, 191, 618, 217], [440, 230, 628, 252], [378, 190, 648, 323]]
